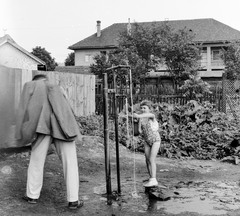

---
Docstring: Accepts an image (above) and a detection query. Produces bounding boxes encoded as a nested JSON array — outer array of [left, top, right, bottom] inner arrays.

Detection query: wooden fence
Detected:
[[33, 71, 95, 116], [0, 66, 95, 148], [95, 81, 223, 116]]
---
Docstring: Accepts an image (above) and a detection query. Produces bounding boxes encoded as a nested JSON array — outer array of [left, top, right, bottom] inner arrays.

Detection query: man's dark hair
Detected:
[[32, 74, 48, 81]]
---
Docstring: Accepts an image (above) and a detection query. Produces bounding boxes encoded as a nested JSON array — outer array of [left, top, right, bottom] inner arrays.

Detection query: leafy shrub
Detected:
[[76, 115, 104, 137], [155, 100, 240, 159], [76, 100, 240, 160]]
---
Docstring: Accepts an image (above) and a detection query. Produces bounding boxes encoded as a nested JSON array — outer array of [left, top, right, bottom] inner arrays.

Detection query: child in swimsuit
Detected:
[[133, 100, 161, 187]]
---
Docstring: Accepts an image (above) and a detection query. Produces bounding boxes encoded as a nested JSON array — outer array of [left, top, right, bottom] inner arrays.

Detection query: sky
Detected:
[[1, 0, 240, 63]]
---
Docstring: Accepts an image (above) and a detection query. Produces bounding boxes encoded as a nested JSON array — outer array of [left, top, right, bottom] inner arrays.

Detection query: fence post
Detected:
[[103, 72, 112, 205], [222, 72, 227, 113], [112, 70, 121, 195]]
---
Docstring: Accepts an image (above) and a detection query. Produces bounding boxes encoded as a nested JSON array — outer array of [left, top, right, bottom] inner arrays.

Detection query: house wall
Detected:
[[74, 44, 225, 79], [153, 44, 225, 78], [0, 43, 39, 70], [75, 50, 99, 66], [75, 49, 112, 66], [200, 45, 225, 71], [0, 66, 32, 148]]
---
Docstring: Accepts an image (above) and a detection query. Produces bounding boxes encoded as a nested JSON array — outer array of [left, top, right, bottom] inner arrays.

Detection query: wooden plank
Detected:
[[14, 69, 22, 113], [79, 74, 84, 116]]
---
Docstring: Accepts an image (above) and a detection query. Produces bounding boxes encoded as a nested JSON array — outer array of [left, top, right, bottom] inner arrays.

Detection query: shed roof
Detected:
[[0, 34, 46, 65]]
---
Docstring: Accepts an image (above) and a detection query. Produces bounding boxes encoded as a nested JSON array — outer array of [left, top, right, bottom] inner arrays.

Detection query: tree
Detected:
[[90, 23, 160, 85], [90, 22, 201, 86], [90, 51, 141, 85], [180, 75, 211, 100], [157, 25, 202, 84], [31, 46, 58, 71], [65, 52, 75, 66], [221, 41, 240, 79], [118, 22, 202, 84]]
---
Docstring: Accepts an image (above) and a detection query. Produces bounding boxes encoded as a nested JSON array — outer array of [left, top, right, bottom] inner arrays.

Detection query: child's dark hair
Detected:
[[140, 100, 152, 109], [32, 74, 48, 81]]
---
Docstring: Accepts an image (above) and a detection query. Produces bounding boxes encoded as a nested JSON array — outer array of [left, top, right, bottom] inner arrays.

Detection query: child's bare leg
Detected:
[[144, 143, 151, 177], [149, 141, 161, 178]]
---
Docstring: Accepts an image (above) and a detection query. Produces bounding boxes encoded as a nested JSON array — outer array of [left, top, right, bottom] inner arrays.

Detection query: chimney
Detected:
[[127, 18, 131, 36], [97, 20, 101, 37]]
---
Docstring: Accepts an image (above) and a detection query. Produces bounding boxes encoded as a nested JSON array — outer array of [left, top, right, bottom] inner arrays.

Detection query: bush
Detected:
[[76, 115, 104, 137], [76, 100, 240, 160]]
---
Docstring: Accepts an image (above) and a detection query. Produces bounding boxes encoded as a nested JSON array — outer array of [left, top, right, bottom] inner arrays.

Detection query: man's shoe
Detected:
[[68, 200, 84, 210], [22, 195, 38, 204], [143, 178, 158, 187]]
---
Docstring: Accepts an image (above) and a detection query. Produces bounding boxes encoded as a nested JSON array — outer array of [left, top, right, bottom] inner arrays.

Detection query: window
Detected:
[[85, 54, 92, 62], [100, 51, 107, 55], [201, 50, 207, 61], [212, 50, 221, 61]]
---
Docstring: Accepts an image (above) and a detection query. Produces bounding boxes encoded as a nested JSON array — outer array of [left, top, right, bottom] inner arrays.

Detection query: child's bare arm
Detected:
[[138, 119, 142, 133], [133, 113, 155, 119]]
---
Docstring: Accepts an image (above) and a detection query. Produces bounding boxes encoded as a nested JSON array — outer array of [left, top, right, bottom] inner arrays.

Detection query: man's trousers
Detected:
[[26, 134, 79, 202]]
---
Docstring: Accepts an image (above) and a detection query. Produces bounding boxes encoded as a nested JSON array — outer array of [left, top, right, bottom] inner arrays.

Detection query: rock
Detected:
[[146, 187, 172, 201], [94, 185, 106, 195], [217, 183, 235, 189], [159, 169, 169, 172], [100, 197, 107, 201], [219, 198, 232, 203], [234, 156, 239, 165]]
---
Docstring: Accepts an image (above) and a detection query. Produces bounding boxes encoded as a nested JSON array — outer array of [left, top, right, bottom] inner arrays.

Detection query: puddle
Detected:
[[159, 197, 227, 215], [91, 180, 240, 215], [146, 181, 240, 215]]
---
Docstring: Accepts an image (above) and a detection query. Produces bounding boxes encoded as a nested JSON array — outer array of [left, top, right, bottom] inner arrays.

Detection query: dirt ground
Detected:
[[1, 136, 240, 216]]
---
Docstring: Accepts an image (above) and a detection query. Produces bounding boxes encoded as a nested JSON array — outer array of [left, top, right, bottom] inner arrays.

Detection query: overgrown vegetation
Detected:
[[221, 40, 240, 80], [76, 101, 240, 160], [180, 75, 212, 100], [76, 115, 103, 137], [155, 101, 240, 159]]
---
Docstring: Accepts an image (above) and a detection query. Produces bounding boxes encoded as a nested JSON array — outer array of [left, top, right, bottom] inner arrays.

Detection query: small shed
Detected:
[[0, 34, 45, 70]]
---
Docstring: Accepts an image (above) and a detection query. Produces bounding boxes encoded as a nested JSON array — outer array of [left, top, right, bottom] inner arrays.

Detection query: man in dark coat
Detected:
[[15, 74, 83, 209]]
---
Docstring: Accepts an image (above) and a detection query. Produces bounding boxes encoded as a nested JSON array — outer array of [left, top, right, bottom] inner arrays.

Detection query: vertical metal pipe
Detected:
[[112, 70, 121, 194], [125, 74, 130, 142], [103, 73, 112, 205], [129, 68, 137, 193], [126, 97, 129, 143]]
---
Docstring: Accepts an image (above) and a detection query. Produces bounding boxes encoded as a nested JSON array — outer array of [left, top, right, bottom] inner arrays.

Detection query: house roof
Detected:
[[69, 18, 240, 50], [0, 34, 46, 65]]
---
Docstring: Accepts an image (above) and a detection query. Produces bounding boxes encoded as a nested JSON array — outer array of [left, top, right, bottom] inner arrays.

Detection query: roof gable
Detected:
[[0, 34, 45, 65], [69, 18, 240, 50]]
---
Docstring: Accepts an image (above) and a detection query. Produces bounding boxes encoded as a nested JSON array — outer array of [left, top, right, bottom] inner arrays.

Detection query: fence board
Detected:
[[0, 67, 95, 148], [34, 71, 95, 116]]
